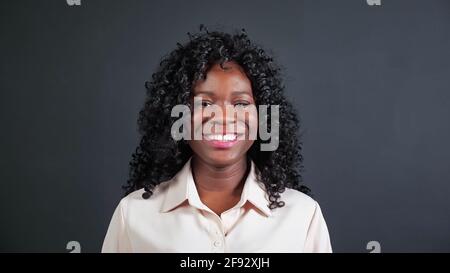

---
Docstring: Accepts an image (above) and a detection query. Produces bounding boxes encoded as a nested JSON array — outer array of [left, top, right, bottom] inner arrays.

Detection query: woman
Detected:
[[102, 26, 332, 253]]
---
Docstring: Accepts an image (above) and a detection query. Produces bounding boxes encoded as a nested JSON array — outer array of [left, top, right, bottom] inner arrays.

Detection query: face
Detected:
[[187, 61, 257, 167]]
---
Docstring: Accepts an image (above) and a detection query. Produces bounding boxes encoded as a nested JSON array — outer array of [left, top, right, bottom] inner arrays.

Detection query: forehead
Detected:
[[193, 62, 252, 94]]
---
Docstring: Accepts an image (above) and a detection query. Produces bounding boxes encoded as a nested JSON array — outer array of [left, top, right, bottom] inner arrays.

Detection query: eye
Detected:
[[201, 100, 213, 108], [234, 101, 250, 108]]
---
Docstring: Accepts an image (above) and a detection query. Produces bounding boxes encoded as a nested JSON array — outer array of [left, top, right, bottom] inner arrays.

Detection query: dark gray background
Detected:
[[1, 0, 449, 252]]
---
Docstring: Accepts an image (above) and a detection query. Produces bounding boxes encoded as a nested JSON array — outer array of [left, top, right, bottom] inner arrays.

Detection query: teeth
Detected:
[[223, 134, 236, 141], [205, 134, 237, 141]]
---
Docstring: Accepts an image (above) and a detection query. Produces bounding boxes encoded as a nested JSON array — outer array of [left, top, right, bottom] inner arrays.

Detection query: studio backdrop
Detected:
[[1, 0, 449, 252]]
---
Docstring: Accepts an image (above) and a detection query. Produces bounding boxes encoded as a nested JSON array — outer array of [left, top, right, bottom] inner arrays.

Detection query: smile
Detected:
[[203, 134, 241, 148], [203, 134, 237, 141]]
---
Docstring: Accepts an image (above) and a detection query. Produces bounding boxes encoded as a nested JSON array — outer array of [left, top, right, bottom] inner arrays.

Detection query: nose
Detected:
[[206, 104, 236, 134]]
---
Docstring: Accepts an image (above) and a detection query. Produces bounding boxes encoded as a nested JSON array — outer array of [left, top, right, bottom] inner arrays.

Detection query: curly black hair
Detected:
[[123, 25, 311, 210]]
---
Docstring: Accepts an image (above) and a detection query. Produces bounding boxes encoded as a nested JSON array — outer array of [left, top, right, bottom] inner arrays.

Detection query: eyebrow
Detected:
[[194, 90, 252, 96]]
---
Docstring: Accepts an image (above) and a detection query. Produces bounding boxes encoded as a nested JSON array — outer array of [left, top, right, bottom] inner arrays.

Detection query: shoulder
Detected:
[[274, 188, 330, 235], [114, 181, 171, 215], [278, 187, 321, 218]]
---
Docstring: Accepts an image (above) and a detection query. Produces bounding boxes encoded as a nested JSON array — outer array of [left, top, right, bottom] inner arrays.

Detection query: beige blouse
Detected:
[[102, 157, 332, 253]]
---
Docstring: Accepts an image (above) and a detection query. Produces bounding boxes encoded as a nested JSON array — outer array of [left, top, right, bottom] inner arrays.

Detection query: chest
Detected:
[[126, 206, 307, 252]]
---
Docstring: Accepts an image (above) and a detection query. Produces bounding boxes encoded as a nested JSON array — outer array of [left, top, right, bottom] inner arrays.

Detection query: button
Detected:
[[213, 241, 222, 247]]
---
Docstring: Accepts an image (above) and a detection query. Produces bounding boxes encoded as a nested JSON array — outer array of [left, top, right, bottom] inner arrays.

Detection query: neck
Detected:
[[191, 156, 249, 196]]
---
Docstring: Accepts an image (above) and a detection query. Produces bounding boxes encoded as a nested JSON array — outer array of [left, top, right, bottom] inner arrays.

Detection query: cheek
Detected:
[[190, 110, 204, 138], [236, 110, 258, 140], [247, 113, 258, 135]]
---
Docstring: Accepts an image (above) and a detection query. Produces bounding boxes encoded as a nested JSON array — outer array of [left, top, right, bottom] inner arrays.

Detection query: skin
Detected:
[[187, 61, 258, 216]]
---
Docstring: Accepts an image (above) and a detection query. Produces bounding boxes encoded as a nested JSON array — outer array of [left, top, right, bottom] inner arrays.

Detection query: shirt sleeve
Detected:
[[101, 199, 132, 253], [303, 202, 332, 253]]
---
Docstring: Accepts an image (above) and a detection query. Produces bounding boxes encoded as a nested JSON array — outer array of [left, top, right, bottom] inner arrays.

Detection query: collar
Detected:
[[159, 157, 272, 217]]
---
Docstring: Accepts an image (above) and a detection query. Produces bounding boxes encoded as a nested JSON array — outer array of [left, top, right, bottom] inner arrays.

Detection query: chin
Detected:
[[189, 139, 254, 167], [202, 152, 242, 166]]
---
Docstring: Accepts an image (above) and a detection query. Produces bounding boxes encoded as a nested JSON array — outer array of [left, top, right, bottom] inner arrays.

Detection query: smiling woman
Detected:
[[101, 25, 332, 253]]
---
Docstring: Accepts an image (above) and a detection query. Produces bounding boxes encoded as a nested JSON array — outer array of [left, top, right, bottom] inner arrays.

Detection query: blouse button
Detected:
[[213, 241, 222, 247]]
